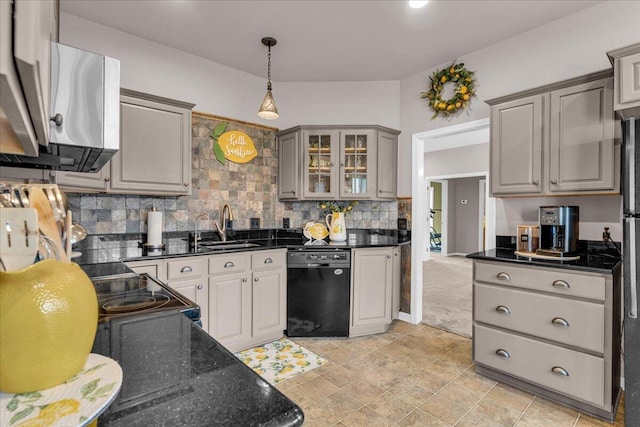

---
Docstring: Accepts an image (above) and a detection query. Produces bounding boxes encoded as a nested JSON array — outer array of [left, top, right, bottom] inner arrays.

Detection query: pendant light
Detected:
[[257, 37, 279, 120]]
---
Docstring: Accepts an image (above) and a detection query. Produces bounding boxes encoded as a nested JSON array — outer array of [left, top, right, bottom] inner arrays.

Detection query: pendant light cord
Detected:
[[267, 44, 272, 91]]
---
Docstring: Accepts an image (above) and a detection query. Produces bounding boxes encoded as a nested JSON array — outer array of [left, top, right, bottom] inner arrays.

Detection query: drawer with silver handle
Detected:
[[167, 257, 203, 281], [474, 261, 606, 301], [474, 324, 605, 407], [251, 249, 286, 271], [474, 283, 604, 353], [209, 253, 250, 275]]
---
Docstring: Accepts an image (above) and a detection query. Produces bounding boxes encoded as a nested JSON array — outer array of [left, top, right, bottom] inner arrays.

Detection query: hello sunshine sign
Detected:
[[210, 123, 258, 165]]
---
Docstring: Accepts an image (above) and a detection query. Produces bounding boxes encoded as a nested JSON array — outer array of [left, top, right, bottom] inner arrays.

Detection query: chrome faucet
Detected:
[[214, 204, 234, 242], [192, 213, 209, 251]]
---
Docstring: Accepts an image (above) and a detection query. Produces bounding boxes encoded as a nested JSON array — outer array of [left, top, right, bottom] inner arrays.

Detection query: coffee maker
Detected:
[[536, 206, 579, 257]]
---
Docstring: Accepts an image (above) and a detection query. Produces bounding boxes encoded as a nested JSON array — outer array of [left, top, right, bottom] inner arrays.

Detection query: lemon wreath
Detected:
[[421, 63, 476, 119]]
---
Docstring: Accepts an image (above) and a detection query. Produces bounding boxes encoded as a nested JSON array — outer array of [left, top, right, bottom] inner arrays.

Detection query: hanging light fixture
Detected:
[[257, 37, 279, 120]]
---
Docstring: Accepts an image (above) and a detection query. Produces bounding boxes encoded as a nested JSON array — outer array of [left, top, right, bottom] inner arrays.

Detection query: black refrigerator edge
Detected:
[[623, 117, 640, 426]]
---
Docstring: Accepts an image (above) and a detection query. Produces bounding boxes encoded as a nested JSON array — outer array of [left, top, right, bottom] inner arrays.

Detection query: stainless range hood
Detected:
[[0, 43, 120, 172]]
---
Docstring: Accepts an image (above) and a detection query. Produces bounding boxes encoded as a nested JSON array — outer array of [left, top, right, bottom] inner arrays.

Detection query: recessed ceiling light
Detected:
[[409, 0, 429, 8]]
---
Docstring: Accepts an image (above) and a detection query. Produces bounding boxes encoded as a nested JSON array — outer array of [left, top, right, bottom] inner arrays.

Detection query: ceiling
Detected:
[[60, 0, 602, 82]]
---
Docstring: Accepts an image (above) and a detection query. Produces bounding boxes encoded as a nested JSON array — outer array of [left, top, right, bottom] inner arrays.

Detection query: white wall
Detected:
[[59, 13, 400, 131], [399, 0, 640, 196], [425, 143, 489, 178]]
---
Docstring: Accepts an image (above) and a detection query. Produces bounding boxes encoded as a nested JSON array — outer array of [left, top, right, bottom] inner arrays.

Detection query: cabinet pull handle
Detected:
[[50, 113, 63, 127], [497, 272, 511, 281], [180, 266, 193, 273], [551, 366, 570, 377], [551, 179, 558, 185], [264, 258, 273, 264], [242, 278, 247, 283], [224, 261, 235, 268], [197, 284, 203, 290], [552, 280, 570, 289], [495, 349, 510, 358], [552, 317, 570, 327], [496, 305, 511, 315]]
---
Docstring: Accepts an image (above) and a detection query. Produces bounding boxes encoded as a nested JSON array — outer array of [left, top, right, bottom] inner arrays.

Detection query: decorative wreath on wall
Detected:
[[420, 63, 476, 119]]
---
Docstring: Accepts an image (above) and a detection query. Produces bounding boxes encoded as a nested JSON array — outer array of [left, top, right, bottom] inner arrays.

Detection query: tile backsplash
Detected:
[[67, 113, 401, 235]]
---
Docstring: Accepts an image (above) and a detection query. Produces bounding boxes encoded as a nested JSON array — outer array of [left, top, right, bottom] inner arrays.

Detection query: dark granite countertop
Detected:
[[467, 237, 621, 274], [74, 228, 411, 265], [93, 311, 303, 427]]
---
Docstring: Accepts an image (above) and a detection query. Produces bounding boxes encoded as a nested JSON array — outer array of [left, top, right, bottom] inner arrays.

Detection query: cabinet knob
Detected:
[[550, 179, 558, 185], [551, 317, 570, 327], [104, 177, 110, 182], [497, 272, 511, 281], [224, 261, 235, 268], [379, 190, 383, 193], [264, 258, 273, 264], [254, 277, 259, 282], [184, 182, 189, 187], [532, 179, 539, 185], [242, 278, 247, 283], [330, 162, 334, 167], [340, 162, 345, 167], [386, 255, 391, 259], [551, 366, 570, 377], [197, 284, 203, 290], [180, 266, 193, 273], [50, 113, 63, 127], [292, 191, 296, 195], [495, 305, 511, 315], [552, 280, 570, 289], [495, 349, 510, 358]]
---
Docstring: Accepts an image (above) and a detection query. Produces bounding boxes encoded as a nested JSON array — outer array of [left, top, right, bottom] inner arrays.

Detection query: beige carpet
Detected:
[[422, 254, 472, 338]]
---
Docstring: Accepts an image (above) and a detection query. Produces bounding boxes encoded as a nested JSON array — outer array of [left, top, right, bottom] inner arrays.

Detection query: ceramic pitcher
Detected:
[[326, 212, 347, 242]]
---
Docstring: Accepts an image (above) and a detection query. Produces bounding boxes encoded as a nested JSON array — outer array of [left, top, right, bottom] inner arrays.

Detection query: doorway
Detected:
[[409, 118, 494, 324]]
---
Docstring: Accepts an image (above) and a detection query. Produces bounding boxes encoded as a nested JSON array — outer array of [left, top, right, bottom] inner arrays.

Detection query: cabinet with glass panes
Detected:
[[276, 125, 400, 201]]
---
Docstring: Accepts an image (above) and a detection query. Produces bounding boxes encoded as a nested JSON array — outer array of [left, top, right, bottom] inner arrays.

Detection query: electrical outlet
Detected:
[[398, 218, 408, 230], [250, 218, 261, 229], [603, 227, 611, 241], [282, 218, 290, 229]]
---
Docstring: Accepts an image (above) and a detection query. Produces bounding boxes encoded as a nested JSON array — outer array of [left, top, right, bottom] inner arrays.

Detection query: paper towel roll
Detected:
[[147, 210, 163, 246]]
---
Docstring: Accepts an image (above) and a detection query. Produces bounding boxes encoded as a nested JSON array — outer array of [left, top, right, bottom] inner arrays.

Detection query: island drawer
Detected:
[[474, 261, 605, 301], [474, 324, 605, 407], [251, 249, 286, 271], [474, 283, 604, 353], [209, 253, 250, 275], [167, 257, 204, 281]]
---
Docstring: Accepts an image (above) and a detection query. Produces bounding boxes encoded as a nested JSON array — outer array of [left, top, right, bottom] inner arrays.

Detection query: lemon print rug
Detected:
[[234, 338, 327, 384]]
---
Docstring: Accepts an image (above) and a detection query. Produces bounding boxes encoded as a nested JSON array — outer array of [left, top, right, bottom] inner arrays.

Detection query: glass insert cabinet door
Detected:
[[341, 130, 373, 198], [304, 131, 337, 197]]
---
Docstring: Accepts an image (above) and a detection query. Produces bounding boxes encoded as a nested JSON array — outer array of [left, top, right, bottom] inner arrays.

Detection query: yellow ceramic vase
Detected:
[[0, 260, 98, 393]]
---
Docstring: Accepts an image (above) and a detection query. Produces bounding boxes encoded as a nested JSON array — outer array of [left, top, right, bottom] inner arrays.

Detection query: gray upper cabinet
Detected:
[[1, 0, 57, 156], [607, 43, 640, 120], [54, 90, 194, 195], [488, 71, 618, 197], [277, 125, 400, 201]]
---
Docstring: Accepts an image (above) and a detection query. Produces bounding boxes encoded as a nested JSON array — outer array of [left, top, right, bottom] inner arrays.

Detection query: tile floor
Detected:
[[278, 321, 625, 426], [422, 254, 473, 338]]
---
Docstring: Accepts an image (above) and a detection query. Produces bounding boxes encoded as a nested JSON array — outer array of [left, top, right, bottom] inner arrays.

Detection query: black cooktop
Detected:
[[92, 274, 200, 322]]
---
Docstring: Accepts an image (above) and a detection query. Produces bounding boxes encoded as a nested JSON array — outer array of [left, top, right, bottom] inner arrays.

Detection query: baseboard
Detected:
[[397, 312, 416, 324]]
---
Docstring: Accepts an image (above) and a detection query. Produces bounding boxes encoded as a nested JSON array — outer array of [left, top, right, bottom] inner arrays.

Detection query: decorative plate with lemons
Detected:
[[303, 222, 329, 241], [0, 354, 122, 427]]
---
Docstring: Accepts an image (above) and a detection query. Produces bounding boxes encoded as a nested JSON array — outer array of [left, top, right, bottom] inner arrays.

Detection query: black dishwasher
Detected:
[[287, 249, 351, 337]]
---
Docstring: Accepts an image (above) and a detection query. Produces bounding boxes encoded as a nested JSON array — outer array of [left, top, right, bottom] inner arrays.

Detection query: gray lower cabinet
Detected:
[[350, 246, 394, 337], [472, 259, 622, 421], [488, 71, 619, 197], [53, 89, 194, 195], [608, 43, 640, 119], [208, 249, 286, 353]]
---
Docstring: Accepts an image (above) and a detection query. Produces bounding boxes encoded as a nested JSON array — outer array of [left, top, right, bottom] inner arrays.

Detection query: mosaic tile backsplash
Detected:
[[67, 113, 403, 235]]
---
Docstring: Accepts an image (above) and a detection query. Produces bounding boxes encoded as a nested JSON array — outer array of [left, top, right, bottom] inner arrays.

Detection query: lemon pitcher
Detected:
[[325, 212, 347, 242]]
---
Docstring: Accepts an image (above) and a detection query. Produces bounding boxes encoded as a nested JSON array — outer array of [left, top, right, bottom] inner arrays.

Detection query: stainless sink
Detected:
[[198, 241, 262, 250]]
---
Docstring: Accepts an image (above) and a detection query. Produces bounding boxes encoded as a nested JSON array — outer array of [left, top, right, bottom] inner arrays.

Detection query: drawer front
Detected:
[[209, 253, 250, 275], [251, 249, 286, 271], [474, 261, 606, 301], [166, 258, 203, 281], [474, 284, 604, 353], [474, 324, 605, 407]]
